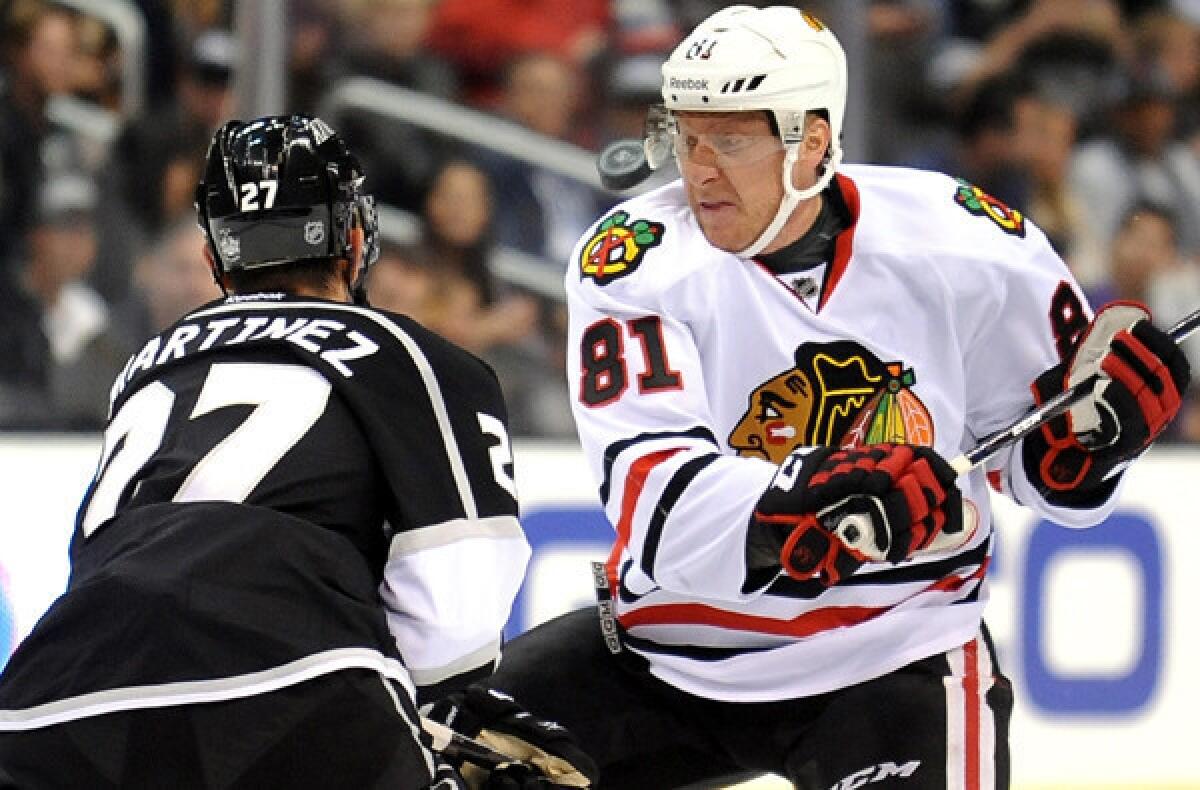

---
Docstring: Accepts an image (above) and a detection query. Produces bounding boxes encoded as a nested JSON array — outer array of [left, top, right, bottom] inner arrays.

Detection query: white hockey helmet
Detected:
[[660, 6, 848, 257]]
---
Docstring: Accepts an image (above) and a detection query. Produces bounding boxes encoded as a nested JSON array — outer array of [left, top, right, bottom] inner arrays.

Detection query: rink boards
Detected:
[[1, 436, 1198, 789]]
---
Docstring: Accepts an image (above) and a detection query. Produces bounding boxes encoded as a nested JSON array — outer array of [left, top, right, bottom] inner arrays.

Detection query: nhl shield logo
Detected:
[[579, 211, 664, 285], [304, 221, 325, 246], [217, 227, 241, 263]]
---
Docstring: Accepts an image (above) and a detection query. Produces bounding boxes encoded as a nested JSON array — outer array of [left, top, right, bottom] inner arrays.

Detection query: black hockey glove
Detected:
[[1023, 303, 1189, 507], [746, 443, 966, 586], [430, 760, 470, 790], [423, 685, 597, 789]]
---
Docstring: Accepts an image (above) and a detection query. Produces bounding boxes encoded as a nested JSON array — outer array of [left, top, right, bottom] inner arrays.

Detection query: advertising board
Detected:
[[1, 437, 1197, 788]]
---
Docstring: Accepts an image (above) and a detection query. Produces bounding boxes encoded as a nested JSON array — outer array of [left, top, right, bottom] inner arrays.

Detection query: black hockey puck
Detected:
[[596, 139, 653, 191]]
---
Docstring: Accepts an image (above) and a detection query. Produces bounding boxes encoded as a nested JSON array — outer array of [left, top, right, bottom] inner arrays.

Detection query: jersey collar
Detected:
[[750, 171, 860, 313]]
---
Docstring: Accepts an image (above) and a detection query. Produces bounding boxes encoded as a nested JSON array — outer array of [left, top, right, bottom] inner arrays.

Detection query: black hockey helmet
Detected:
[[195, 114, 379, 276]]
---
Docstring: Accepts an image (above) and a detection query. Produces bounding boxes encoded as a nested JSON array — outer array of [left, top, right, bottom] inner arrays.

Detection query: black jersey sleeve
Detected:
[[305, 305, 519, 528], [294, 305, 529, 698]]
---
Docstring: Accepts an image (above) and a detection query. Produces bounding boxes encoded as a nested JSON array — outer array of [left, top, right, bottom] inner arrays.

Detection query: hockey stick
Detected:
[[948, 305, 1200, 474], [420, 715, 518, 768], [422, 716, 515, 770], [827, 305, 1200, 561]]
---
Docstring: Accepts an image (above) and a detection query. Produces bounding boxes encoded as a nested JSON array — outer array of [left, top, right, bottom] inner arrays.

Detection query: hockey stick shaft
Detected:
[[422, 716, 514, 770], [949, 305, 1200, 476], [824, 306, 1200, 564]]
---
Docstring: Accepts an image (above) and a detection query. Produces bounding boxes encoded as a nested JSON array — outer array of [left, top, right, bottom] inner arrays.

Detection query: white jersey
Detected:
[[565, 164, 1119, 702]]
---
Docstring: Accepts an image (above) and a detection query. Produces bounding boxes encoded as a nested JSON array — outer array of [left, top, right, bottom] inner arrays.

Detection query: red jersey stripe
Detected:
[[605, 447, 686, 588], [963, 638, 982, 790], [618, 561, 988, 639]]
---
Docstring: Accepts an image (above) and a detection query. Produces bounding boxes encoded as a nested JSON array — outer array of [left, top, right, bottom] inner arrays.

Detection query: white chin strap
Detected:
[[736, 143, 843, 259]]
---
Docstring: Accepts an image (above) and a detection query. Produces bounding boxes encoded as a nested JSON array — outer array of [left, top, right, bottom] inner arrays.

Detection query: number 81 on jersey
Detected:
[[579, 316, 682, 407]]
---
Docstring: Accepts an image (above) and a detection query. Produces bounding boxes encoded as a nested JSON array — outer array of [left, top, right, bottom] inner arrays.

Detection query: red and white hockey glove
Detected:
[[1023, 303, 1190, 506], [746, 443, 965, 587]]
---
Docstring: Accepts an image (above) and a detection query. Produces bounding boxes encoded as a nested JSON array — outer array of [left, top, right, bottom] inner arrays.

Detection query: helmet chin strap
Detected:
[[735, 143, 843, 259]]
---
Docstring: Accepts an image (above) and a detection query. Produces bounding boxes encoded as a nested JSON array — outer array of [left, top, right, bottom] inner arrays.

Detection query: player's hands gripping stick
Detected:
[[746, 444, 968, 586], [423, 686, 597, 789], [1024, 303, 1190, 504]]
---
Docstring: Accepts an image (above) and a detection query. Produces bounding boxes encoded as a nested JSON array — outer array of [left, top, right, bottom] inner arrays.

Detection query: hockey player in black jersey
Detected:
[[0, 115, 595, 790]]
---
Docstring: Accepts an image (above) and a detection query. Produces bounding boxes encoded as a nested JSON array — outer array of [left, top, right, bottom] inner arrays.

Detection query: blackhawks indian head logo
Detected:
[[728, 341, 934, 463], [579, 211, 665, 285]]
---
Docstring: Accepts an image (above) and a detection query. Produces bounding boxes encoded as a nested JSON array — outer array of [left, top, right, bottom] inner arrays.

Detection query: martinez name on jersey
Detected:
[[109, 292, 382, 407]]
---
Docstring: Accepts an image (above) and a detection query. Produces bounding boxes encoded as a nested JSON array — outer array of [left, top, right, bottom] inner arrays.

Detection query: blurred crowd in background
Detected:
[[1, 0, 1199, 441]]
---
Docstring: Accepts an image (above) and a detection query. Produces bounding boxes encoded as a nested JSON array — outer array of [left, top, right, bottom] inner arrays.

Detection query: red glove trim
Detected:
[[779, 514, 870, 585], [1103, 330, 1182, 438]]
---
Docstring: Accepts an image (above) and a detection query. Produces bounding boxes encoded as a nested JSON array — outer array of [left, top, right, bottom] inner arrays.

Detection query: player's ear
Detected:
[[789, 115, 831, 191], [802, 115, 831, 158]]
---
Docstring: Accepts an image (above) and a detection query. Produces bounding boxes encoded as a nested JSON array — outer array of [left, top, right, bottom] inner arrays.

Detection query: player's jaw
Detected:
[[687, 190, 740, 251], [686, 183, 780, 254], [681, 156, 789, 254]]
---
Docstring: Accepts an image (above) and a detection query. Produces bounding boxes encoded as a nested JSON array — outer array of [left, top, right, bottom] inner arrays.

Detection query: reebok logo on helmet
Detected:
[[669, 77, 709, 91]]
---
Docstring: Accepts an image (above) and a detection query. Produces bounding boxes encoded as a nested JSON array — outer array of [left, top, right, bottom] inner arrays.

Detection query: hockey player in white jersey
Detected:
[[484, 6, 1190, 789]]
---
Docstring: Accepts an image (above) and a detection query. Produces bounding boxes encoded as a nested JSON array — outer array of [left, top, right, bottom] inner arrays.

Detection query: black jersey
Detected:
[[0, 294, 530, 729]]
